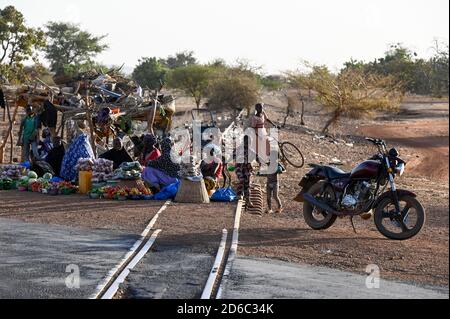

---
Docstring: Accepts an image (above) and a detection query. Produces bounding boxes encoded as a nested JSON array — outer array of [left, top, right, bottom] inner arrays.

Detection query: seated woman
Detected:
[[142, 138, 180, 192], [45, 136, 65, 178], [200, 144, 223, 187], [140, 134, 161, 165], [100, 137, 133, 169]]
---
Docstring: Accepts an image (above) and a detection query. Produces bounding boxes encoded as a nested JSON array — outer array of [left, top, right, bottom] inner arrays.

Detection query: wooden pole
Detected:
[[85, 86, 97, 157]]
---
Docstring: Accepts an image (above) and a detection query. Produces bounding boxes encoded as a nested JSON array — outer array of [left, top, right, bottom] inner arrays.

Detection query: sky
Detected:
[[1, 0, 449, 74]]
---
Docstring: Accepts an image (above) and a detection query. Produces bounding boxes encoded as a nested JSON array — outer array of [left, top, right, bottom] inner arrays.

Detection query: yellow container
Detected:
[[79, 171, 93, 194]]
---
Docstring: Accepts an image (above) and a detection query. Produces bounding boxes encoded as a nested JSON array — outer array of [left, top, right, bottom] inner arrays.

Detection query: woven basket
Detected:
[[175, 178, 210, 203]]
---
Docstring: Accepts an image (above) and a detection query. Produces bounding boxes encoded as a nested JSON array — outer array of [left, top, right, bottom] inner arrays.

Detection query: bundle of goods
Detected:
[[0, 165, 24, 181], [179, 155, 202, 181], [92, 158, 114, 183], [111, 161, 142, 180], [75, 158, 94, 172]]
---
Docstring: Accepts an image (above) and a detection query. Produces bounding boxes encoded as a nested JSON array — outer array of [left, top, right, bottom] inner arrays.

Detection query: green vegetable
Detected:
[[28, 171, 38, 179], [43, 173, 53, 180]]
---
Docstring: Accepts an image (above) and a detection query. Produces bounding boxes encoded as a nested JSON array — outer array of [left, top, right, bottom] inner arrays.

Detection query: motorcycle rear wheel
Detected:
[[374, 195, 425, 240], [303, 181, 337, 230]]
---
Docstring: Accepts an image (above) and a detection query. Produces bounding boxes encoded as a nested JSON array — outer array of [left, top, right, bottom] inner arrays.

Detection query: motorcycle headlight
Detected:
[[395, 163, 405, 176]]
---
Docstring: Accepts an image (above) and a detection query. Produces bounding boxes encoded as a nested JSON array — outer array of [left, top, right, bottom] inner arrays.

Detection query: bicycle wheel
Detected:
[[281, 142, 305, 168]]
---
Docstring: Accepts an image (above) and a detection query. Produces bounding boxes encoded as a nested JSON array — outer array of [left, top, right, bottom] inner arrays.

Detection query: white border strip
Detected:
[[90, 200, 171, 299], [201, 229, 228, 299], [216, 200, 243, 299], [101, 229, 162, 299]]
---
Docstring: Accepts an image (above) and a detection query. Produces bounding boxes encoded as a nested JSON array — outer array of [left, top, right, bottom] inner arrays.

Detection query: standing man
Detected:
[[18, 106, 41, 162]]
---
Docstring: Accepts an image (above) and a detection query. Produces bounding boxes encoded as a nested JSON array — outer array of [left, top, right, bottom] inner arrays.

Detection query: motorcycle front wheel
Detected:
[[303, 181, 337, 230], [374, 195, 425, 240]]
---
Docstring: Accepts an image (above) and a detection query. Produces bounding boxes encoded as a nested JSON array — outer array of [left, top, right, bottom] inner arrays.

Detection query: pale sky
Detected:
[[1, 0, 449, 74]]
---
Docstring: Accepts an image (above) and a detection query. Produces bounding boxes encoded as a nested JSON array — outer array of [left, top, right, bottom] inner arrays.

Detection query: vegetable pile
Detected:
[[0, 164, 24, 180], [75, 158, 94, 172], [112, 161, 142, 180]]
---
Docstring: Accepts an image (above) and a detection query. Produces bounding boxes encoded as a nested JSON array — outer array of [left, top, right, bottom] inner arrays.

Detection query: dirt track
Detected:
[[360, 119, 449, 181]]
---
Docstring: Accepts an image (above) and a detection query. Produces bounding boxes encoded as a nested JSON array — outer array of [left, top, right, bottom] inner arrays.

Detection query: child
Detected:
[[265, 158, 285, 214], [235, 136, 254, 207]]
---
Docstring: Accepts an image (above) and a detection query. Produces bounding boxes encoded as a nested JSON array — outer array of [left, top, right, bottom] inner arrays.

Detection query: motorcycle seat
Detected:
[[321, 166, 351, 180]]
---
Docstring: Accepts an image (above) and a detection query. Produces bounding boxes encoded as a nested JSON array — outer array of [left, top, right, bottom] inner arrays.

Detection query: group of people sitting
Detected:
[[17, 99, 283, 214]]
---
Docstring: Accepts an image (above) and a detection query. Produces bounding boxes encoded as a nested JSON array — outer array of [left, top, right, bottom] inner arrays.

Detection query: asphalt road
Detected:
[[121, 244, 214, 299], [0, 218, 137, 299], [220, 257, 449, 299]]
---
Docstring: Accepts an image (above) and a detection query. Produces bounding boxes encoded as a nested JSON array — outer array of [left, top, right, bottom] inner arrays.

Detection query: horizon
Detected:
[[1, 0, 449, 74]]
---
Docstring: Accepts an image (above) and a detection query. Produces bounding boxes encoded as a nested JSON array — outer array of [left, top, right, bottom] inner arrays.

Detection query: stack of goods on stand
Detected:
[[175, 155, 210, 203], [92, 159, 114, 184], [0, 165, 24, 190]]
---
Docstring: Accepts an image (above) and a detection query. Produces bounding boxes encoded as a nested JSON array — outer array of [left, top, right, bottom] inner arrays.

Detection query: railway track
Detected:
[[93, 110, 246, 300], [92, 199, 244, 299]]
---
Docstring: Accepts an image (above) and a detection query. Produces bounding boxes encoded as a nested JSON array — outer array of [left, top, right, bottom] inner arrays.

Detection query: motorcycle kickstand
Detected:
[[349, 216, 358, 234]]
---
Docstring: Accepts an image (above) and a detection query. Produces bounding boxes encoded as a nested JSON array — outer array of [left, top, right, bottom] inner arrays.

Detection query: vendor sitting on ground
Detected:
[[141, 134, 161, 165], [99, 137, 133, 169], [142, 137, 180, 192], [200, 144, 223, 186], [45, 136, 65, 177]]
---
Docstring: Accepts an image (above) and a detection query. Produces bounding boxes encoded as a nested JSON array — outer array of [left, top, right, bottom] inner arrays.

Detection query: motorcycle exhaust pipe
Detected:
[[303, 193, 340, 215]]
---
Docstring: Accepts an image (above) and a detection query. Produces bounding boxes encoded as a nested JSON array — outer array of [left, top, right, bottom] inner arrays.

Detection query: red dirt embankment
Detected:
[[360, 119, 449, 182]]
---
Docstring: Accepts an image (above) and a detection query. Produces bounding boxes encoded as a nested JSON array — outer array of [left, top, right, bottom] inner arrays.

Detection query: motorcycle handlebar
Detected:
[[365, 137, 386, 146]]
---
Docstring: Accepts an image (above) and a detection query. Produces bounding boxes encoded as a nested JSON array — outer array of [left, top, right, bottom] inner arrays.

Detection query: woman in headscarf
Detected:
[[142, 138, 180, 191], [140, 134, 161, 165]]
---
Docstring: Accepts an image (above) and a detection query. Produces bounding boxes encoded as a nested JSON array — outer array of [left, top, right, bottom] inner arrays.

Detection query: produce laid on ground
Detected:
[[111, 162, 142, 180], [0, 165, 25, 190], [89, 185, 152, 200], [16, 171, 78, 195]]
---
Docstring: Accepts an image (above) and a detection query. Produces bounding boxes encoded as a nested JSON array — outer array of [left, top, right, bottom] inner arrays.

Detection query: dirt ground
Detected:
[[0, 93, 448, 289], [236, 96, 449, 287]]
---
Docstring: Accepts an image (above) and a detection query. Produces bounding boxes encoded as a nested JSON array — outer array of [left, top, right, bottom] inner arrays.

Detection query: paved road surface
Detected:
[[0, 218, 137, 299], [220, 257, 448, 299]]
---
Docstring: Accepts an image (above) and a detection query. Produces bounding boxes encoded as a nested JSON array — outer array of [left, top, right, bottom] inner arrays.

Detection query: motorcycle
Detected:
[[295, 138, 425, 240]]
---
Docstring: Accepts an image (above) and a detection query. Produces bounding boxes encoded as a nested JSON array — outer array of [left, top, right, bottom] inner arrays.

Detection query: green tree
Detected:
[[207, 73, 260, 114], [168, 64, 212, 108], [260, 75, 284, 91], [44, 22, 108, 76], [132, 57, 168, 91], [160, 51, 197, 69], [0, 5, 45, 82]]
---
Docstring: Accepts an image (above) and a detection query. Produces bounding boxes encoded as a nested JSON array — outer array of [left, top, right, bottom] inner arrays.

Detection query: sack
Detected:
[[211, 187, 237, 202], [152, 180, 180, 200]]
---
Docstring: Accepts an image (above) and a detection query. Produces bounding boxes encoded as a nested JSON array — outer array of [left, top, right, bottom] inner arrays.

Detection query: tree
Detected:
[[260, 75, 284, 91], [168, 64, 212, 108], [159, 51, 197, 69], [0, 6, 45, 82], [429, 40, 449, 97], [207, 73, 260, 115], [132, 57, 168, 91], [303, 65, 402, 134], [44, 22, 108, 76]]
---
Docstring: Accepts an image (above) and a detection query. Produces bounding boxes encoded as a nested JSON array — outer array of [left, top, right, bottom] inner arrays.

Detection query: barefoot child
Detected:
[[265, 160, 285, 214]]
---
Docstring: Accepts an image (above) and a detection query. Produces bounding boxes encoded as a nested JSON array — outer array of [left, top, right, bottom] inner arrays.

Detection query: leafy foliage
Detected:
[[302, 65, 402, 133], [168, 64, 212, 108], [132, 57, 168, 91], [44, 22, 108, 76], [159, 51, 197, 69], [0, 5, 45, 82]]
